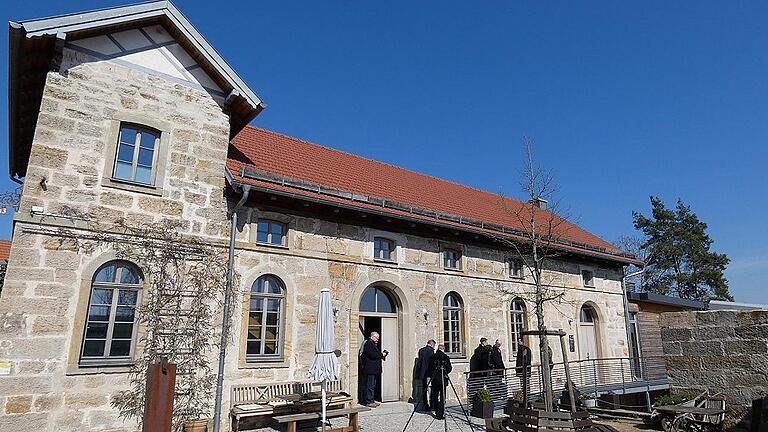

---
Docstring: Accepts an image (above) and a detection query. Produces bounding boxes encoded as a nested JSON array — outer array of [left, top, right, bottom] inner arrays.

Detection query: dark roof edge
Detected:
[[627, 291, 707, 310], [226, 171, 642, 266]]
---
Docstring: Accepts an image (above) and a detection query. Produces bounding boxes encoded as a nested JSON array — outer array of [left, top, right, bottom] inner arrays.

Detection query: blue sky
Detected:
[[1, 1, 766, 303]]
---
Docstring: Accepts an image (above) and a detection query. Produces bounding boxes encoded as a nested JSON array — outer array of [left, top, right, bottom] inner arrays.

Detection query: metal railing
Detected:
[[465, 355, 668, 409]]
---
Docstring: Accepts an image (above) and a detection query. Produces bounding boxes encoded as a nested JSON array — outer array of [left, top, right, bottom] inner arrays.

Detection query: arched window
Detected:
[[81, 260, 142, 364], [509, 298, 527, 355], [359, 286, 396, 313], [442, 292, 464, 356], [247, 275, 285, 361], [580, 305, 597, 323]]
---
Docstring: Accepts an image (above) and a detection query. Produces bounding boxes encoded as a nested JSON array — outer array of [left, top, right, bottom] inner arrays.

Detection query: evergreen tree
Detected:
[[632, 196, 732, 301]]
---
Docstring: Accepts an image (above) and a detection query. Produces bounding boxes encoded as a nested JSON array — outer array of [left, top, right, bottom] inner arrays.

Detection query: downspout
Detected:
[[213, 183, 251, 432]]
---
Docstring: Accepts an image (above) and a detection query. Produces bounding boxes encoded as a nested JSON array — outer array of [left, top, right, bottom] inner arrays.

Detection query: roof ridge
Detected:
[[244, 125, 527, 207]]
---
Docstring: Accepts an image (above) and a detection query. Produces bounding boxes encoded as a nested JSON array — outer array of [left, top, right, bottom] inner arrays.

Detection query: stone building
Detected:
[[0, 2, 639, 430]]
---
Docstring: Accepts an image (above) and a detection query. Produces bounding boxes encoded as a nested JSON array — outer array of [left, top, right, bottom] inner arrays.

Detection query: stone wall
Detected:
[[0, 45, 632, 432], [660, 310, 768, 424], [0, 46, 232, 432]]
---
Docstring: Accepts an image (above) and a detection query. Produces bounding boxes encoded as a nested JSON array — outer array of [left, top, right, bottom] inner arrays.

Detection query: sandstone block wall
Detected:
[[0, 44, 632, 432], [660, 310, 768, 424]]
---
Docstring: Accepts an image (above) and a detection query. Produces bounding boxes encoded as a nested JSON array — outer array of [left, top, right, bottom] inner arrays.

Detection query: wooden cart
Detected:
[[655, 392, 726, 432]]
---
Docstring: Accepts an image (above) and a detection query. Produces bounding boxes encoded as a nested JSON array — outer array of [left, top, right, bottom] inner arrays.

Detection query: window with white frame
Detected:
[[80, 261, 142, 364], [581, 269, 595, 287], [510, 259, 524, 278], [246, 275, 285, 361], [509, 298, 527, 355], [443, 248, 462, 270], [442, 292, 465, 356], [112, 124, 160, 185], [256, 220, 287, 246], [373, 237, 395, 261]]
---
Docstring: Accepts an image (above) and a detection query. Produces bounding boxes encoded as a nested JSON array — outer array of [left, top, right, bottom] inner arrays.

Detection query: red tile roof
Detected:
[[228, 126, 637, 264], [0, 240, 11, 261]]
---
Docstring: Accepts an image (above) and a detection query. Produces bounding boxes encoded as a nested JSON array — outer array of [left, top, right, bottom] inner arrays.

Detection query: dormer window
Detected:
[[113, 124, 160, 185], [374, 237, 395, 261]]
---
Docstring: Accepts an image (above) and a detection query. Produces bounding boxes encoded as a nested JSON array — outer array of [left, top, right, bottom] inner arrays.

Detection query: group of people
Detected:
[[359, 333, 533, 420], [469, 337, 506, 374]]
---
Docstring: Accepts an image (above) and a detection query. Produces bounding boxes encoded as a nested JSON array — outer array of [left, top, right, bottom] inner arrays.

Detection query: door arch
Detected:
[[358, 285, 401, 402], [577, 303, 601, 386]]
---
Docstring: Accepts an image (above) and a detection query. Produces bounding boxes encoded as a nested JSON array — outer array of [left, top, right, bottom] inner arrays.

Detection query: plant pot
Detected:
[[183, 419, 209, 432], [471, 399, 495, 419], [582, 399, 597, 408]]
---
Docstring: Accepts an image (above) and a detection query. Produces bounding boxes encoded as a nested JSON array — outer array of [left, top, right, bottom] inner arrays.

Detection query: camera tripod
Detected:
[[401, 364, 474, 432]]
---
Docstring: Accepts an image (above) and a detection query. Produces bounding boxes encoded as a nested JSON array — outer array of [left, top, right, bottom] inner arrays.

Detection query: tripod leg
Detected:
[[446, 374, 473, 428]]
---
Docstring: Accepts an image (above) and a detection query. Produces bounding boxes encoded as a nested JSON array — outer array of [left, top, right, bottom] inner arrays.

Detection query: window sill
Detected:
[[443, 267, 463, 273], [240, 359, 289, 369], [255, 242, 289, 250], [103, 177, 163, 196], [583, 284, 595, 288], [67, 363, 133, 375], [373, 258, 398, 266]]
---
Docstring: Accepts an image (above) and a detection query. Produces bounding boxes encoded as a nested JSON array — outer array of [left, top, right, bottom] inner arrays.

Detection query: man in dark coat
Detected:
[[426, 344, 453, 420], [470, 337, 491, 375], [489, 339, 507, 401], [415, 339, 436, 410], [515, 338, 532, 401], [361, 331, 388, 407], [490, 339, 505, 371]]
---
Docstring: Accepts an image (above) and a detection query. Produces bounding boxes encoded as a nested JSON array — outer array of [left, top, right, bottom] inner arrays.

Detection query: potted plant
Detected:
[[580, 392, 598, 408], [505, 390, 526, 415], [471, 386, 495, 419]]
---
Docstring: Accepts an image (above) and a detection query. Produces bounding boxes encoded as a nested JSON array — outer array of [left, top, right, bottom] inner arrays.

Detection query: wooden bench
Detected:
[[274, 406, 370, 432], [230, 381, 345, 431]]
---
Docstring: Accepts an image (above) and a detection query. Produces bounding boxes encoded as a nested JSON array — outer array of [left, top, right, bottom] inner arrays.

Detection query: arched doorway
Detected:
[[578, 304, 599, 360], [578, 304, 600, 386], [358, 285, 400, 402]]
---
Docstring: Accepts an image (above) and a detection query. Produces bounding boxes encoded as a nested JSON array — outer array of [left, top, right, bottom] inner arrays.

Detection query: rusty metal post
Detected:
[[143, 357, 176, 432]]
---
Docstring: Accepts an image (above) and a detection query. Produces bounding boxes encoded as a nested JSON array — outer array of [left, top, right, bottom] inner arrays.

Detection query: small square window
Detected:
[[443, 248, 462, 270], [374, 237, 395, 261], [581, 269, 595, 287], [510, 259, 524, 278], [256, 220, 286, 246], [112, 124, 160, 186]]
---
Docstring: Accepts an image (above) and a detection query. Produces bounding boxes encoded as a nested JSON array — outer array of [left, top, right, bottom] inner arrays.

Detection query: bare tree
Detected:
[[493, 136, 575, 409], [615, 235, 647, 292]]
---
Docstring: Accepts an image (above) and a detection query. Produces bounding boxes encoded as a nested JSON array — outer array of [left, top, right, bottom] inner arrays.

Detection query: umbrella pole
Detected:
[[322, 380, 327, 432]]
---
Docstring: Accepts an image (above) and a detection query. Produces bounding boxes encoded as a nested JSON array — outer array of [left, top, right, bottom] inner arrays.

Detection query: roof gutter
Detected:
[[232, 176, 640, 266]]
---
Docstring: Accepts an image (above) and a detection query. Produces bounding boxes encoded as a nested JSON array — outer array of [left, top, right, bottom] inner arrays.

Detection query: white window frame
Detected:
[[509, 259, 524, 279], [255, 219, 287, 247], [509, 298, 527, 357], [111, 123, 161, 186], [373, 237, 396, 262], [246, 275, 286, 362], [443, 248, 462, 271], [581, 267, 596, 287], [80, 261, 142, 366], [442, 292, 465, 357]]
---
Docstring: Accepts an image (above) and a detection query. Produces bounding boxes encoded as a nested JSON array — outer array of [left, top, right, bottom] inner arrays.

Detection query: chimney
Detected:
[[530, 198, 548, 209]]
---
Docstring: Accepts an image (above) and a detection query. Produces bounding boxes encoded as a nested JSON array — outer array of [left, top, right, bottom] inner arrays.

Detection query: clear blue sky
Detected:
[[2, 1, 766, 303]]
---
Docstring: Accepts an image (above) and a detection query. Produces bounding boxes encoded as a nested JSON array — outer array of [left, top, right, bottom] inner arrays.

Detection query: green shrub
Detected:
[[653, 391, 699, 407], [475, 387, 492, 402]]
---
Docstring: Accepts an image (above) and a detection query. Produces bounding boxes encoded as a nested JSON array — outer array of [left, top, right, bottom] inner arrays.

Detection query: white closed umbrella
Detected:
[[308, 288, 339, 432]]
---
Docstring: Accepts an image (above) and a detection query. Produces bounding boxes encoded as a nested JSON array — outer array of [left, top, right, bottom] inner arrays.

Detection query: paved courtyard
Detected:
[[249, 401, 649, 432]]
